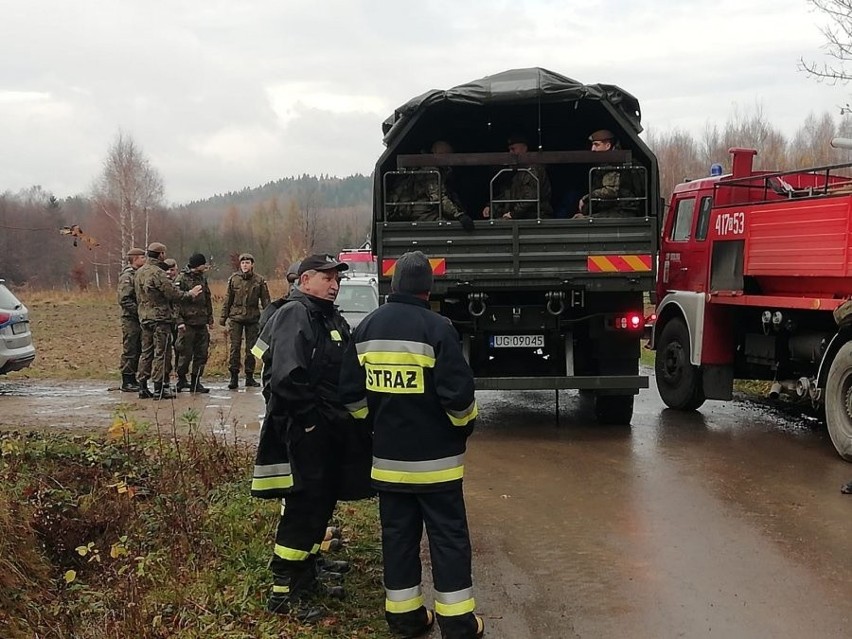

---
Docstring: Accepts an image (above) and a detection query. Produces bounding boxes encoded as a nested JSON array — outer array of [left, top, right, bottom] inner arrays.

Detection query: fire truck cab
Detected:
[[653, 146, 852, 461]]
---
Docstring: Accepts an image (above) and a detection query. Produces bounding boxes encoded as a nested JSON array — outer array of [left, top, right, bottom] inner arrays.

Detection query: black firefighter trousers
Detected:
[[269, 422, 340, 599], [380, 487, 480, 639]]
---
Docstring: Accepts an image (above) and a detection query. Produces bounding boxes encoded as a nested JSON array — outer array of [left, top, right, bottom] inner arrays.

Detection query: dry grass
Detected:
[[8, 279, 289, 381]]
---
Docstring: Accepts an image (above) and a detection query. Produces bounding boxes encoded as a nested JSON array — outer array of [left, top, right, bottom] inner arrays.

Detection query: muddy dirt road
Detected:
[[1, 372, 851, 638]]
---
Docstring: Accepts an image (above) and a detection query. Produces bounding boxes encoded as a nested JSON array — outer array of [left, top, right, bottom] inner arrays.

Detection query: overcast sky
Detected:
[[1, 0, 848, 203]]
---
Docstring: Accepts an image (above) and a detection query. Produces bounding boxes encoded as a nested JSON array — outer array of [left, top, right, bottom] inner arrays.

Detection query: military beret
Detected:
[[239, 253, 255, 262], [127, 247, 145, 256], [588, 129, 616, 142], [164, 258, 177, 268], [147, 242, 167, 253]]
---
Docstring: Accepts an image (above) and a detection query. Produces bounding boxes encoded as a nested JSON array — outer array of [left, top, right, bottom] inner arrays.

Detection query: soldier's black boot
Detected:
[[228, 372, 239, 390], [190, 375, 210, 394], [120, 374, 140, 392], [245, 374, 260, 387], [153, 382, 175, 400], [176, 375, 191, 392], [138, 380, 154, 399]]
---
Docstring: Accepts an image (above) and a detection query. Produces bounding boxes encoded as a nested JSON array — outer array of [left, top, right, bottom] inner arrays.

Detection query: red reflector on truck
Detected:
[[587, 255, 652, 273], [382, 258, 447, 276]]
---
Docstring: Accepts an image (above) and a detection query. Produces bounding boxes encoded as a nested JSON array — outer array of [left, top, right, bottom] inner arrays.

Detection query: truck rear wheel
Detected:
[[824, 341, 852, 461], [655, 318, 705, 410], [594, 395, 634, 425]]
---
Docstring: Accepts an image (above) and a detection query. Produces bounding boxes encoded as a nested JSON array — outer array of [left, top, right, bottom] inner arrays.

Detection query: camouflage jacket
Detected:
[[117, 265, 139, 320], [492, 165, 553, 219], [580, 166, 642, 217], [175, 268, 213, 326], [386, 169, 465, 222], [221, 271, 270, 324], [135, 258, 191, 324]]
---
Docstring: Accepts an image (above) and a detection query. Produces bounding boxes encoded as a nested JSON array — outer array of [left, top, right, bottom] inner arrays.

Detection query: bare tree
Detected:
[[799, 1, 852, 83], [93, 131, 164, 259]]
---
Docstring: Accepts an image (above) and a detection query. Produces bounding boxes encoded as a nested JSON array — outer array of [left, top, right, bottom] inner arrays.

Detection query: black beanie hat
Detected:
[[391, 251, 433, 295], [188, 253, 207, 268]]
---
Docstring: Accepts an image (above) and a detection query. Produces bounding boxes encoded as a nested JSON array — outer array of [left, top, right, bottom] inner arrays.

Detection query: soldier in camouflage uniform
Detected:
[[164, 258, 181, 385], [386, 141, 475, 230], [117, 247, 146, 392], [175, 253, 214, 393], [220, 252, 270, 390], [575, 129, 641, 218], [483, 134, 553, 220], [135, 243, 203, 400]]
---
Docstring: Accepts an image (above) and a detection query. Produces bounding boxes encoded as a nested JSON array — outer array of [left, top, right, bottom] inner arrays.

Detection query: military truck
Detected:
[[372, 68, 660, 424]]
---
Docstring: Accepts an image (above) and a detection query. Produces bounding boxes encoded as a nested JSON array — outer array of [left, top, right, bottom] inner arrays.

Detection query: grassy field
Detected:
[[1, 281, 393, 638], [8, 280, 289, 380]]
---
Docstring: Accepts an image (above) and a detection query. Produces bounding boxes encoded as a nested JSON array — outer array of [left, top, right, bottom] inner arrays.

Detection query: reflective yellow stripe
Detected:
[[251, 475, 294, 492], [345, 398, 369, 419], [272, 584, 290, 594], [435, 597, 476, 617], [310, 543, 320, 555], [446, 400, 478, 426], [371, 466, 464, 485], [250, 344, 264, 358], [330, 329, 342, 341], [274, 544, 310, 561], [385, 595, 424, 613], [359, 351, 436, 368]]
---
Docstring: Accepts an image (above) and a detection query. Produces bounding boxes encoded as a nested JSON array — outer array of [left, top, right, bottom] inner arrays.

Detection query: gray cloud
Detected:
[[0, 0, 846, 202]]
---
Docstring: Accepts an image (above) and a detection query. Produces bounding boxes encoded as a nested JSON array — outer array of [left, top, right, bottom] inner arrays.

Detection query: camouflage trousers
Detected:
[[176, 324, 210, 377], [138, 321, 175, 385], [228, 320, 259, 375], [119, 317, 141, 375]]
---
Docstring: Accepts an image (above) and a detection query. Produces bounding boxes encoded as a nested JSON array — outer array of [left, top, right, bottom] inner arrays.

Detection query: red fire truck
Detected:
[[652, 146, 852, 461]]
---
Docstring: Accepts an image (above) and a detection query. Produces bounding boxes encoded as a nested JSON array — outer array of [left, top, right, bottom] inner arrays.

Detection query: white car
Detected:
[[337, 277, 379, 330], [0, 280, 35, 374]]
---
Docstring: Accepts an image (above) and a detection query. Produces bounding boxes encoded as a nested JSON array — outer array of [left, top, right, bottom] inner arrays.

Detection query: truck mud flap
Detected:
[[474, 375, 648, 391]]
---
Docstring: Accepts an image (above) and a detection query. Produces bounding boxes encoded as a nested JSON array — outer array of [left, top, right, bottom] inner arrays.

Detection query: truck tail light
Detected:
[[0, 312, 10, 325], [613, 312, 644, 330]]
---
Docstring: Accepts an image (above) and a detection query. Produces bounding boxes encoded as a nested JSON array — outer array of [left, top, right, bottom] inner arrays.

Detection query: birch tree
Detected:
[[93, 131, 164, 258]]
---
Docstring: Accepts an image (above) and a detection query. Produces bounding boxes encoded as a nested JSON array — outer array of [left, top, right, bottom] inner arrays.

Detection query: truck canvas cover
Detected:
[[382, 67, 643, 144]]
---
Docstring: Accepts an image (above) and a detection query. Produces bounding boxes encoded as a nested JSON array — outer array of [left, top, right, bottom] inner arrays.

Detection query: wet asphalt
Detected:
[[1, 370, 850, 638]]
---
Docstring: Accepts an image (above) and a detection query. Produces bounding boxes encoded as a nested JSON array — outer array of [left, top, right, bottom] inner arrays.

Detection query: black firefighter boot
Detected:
[[190, 374, 210, 394], [120, 373, 140, 392], [138, 380, 154, 399], [153, 382, 175, 400], [245, 373, 260, 387], [228, 371, 239, 390], [175, 374, 191, 393]]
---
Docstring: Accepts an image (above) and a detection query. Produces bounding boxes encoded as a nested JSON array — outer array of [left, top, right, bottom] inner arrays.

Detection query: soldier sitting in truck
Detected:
[[385, 141, 475, 230], [574, 129, 642, 218], [483, 133, 553, 220]]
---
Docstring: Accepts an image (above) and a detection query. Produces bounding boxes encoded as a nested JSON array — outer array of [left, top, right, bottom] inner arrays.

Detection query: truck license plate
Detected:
[[490, 334, 544, 348], [11, 322, 28, 335]]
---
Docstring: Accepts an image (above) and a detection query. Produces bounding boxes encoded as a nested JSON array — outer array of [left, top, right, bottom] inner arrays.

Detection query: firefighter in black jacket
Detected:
[[340, 251, 484, 639], [250, 254, 372, 622]]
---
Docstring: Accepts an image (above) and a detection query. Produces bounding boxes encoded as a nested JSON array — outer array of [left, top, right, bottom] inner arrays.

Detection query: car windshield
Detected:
[[337, 283, 378, 313], [0, 285, 22, 309]]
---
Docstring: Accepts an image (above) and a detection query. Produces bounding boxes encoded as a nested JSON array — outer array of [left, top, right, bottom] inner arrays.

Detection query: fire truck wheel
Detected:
[[594, 395, 634, 425], [655, 318, 705, 410], [824, 341, 852, 461]]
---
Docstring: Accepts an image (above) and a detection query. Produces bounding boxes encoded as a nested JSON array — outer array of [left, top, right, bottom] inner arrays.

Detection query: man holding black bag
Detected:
[[250, 254, 372, 622]]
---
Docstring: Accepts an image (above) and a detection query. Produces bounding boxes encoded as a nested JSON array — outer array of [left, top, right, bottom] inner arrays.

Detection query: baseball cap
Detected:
[[297, 254, 349, 276]]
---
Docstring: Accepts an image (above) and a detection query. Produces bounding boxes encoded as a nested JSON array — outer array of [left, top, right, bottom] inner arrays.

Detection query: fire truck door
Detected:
[[661, 195, 712, 293]]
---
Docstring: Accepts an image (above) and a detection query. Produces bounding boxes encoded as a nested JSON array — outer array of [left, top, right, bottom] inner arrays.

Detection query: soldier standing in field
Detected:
[[220, 252, 270, 390], [117, 247, 146, 392], [135, 243, 203, 400], [175, 253, 214, 393]]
